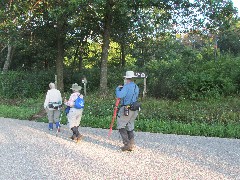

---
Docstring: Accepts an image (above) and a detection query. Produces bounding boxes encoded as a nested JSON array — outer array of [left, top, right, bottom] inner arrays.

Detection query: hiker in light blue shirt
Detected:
[[115, 71, 140, 151], [116, 81, 139, 106]]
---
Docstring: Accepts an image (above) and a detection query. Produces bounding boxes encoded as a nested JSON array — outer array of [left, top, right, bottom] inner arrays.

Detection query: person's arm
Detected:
[[44, 91, 49, 109], [79, 94, 83, 99], [64, 93, 76, 107], [59, 91, 63, 104], [116, 85, 127, 98]]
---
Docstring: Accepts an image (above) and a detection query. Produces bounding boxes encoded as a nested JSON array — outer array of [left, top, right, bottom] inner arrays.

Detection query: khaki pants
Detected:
[[47, 109, 61, 123], [117, 106, 138, 131], [67, 108, 83, 129]]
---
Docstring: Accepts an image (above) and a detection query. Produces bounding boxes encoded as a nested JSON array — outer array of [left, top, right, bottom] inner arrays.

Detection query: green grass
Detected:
[[1, 94, 240, 139]]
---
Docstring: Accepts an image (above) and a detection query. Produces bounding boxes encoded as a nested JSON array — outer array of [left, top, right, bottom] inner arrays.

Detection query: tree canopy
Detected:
[[0, 0, 239, 95]]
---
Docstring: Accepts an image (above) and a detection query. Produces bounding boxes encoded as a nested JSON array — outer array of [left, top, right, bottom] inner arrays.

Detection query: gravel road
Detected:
[[0, 117, 239, 180]]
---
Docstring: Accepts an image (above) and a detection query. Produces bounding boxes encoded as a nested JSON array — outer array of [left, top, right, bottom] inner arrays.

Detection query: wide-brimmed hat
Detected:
[[124, 71, 137, 78], [70, 83, 82, 91]]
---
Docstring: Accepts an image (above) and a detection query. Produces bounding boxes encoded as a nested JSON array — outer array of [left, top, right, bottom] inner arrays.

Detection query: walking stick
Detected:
[[108, 98, 120, 137]]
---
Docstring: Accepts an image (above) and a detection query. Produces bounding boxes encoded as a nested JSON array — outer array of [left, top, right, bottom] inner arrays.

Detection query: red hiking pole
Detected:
[[108, 98, 120, 137]]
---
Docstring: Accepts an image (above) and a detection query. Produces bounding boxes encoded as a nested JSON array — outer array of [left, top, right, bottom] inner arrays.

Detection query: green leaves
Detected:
[[2, 94, 240, 138]]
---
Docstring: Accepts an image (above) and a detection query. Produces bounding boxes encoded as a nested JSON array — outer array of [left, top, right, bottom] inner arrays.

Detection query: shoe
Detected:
[[76, 134, 83, 143], [128, 139, 135, 151], [56, 122, 60, 129], [71, 134, 77, 140], [121, 144, 131, 151], [48, 123, 53, 130]]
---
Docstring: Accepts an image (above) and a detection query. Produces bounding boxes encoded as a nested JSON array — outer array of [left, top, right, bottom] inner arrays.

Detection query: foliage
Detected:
[[0, 97, 43, 119], [218, 20, 240, 55], [1, 0, 237, 72], [145, 49, 240, 99], [1, 94, 240, 139], [0, 71, 55, 98], [2, 52, 240, 100], [139, 97, 240, 124]]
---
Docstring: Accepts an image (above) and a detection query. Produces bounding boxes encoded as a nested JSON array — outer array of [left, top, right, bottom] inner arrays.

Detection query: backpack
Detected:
[[74, 96, 84, 109]]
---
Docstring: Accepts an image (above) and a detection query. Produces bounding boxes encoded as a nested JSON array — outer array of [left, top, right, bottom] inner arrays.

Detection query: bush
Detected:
[[1, 53, 240, 101], [0, 71, 55, 98], [145, 51, 240, 100], [1, 94, 240, 139]]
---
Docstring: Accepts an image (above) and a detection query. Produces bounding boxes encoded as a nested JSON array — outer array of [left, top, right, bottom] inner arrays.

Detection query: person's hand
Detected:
[[64, 98, 67, 103], [118, 85, 123, 90]]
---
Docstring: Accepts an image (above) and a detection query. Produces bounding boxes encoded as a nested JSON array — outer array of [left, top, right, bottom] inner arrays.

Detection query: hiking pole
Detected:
[[108, 98, 120, 137]]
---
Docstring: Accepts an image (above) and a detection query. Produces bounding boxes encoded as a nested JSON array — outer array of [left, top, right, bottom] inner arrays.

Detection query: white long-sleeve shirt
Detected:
[[44, 89, 62, 109]]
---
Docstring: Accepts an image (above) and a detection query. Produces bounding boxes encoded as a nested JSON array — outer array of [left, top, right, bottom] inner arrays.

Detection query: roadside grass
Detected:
[[0, 97, 42, 120], [0, 94, 240, 139]]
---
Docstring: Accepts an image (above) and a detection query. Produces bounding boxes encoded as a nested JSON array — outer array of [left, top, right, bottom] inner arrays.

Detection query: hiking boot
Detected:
[[119, 128, 131, 151], [121, 144, 131, 151], [127, 130, 135, 151], [71, 134, 77, 140], [76, 134, 83, 143], [128, 139, 135, 151]]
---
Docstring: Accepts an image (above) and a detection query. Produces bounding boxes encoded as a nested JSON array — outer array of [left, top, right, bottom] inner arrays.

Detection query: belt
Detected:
[[121, 104, 130, 107]]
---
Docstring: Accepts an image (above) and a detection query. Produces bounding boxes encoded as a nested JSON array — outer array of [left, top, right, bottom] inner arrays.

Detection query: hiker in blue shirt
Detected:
[[115, 71, 140, 151]]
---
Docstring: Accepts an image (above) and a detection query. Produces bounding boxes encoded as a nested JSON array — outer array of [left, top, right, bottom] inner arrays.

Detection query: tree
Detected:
[[218, 20, 240, 55], [0, 1, 27, 72]]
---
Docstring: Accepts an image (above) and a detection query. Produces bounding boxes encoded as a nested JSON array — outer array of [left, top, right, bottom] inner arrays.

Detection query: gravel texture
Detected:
[[0, 117, 240, 180]]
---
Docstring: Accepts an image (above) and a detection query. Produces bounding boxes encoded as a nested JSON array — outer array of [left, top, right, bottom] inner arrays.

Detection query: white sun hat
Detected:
[[49, 82, 55, 89], [124, 71, 137, 78]]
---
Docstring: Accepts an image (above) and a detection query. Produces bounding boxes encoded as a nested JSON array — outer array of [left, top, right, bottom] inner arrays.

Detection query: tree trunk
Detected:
[[99, 0, 113, 96], [2, 43, 14, 73], [79, 55, 83, 72], [120, 43, 126, 67], [56, 20, 66, 93]]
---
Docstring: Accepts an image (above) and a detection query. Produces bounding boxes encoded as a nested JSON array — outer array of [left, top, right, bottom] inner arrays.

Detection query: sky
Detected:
[[232, 0, 240, 17]]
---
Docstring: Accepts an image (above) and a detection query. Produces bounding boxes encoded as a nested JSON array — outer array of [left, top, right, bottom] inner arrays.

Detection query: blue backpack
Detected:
[[74, 96, 84, 109]]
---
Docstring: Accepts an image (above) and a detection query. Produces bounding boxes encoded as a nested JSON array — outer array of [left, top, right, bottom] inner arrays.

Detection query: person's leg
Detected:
[[119, 128, 130, 151], [117, 107, 132, 151], [53, 110, 61, 131], [127, 130, 134, 150], [47, 109, 54, 130], [68, 110, 76, 140], [70, 126, 77, 140], [75, 109, 83, 141], [126, 110, 138, 151], [75, 126, 83, 142], [48, 122, 53, 130]]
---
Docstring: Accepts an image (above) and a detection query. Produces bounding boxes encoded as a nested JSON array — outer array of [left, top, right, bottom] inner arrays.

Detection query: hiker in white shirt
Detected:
[[44, 83, 62, 131]]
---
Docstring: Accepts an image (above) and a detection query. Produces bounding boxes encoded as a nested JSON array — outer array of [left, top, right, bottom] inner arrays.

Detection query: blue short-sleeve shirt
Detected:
[[115, 82, 139, 105]]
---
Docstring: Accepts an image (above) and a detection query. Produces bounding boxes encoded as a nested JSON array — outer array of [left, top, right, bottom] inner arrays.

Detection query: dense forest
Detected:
[[0, 0, 240, 99]]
